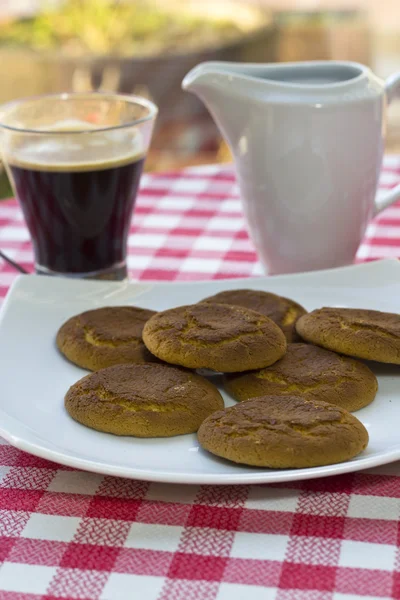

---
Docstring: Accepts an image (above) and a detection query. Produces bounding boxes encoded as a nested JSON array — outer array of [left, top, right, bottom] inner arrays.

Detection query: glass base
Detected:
[[35, 261, 127, 281]]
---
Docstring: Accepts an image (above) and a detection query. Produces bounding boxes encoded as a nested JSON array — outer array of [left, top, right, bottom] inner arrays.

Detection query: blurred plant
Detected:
[[0, 0, 243, 56]]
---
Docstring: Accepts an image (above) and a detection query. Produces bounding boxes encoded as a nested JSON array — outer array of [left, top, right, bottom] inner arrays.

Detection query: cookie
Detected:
[[296, 307, 400, 364], [142, 303, 287, 372], [65, 362, 224, 437], [200, 289, 307, 342], [224, 343, 378, 412], [197, 396, 369, 468], [57, 306, 157, 371]]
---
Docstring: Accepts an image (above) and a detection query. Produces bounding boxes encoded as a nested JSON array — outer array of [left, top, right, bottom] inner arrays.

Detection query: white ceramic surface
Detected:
[[182, 61, 400, 275], [1, 260, 400, 485]]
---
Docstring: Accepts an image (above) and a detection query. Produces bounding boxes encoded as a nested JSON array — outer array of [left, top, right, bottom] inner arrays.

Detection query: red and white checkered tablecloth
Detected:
[[2, 157, 400, 600]]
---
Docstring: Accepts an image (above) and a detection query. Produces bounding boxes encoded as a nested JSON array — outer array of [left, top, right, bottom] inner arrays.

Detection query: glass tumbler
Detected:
[[0, 93, 158, 280]]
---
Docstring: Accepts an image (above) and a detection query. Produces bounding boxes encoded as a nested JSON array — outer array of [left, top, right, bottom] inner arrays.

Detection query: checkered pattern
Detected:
[[1, 158, 400, 599]]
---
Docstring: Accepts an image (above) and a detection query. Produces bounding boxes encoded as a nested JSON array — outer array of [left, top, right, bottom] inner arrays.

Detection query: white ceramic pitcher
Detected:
[[182, 61, 400, 274]]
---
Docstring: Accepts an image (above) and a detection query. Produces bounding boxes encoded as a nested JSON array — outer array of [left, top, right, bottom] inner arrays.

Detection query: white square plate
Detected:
[[1, 259, 400, 485]]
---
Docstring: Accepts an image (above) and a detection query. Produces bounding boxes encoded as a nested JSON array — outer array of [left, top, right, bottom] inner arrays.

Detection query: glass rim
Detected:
[[0, 91, 158, 135]]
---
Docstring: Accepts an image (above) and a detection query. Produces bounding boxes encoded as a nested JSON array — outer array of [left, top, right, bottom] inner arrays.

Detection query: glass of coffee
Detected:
[[0, 93, 157, 280]]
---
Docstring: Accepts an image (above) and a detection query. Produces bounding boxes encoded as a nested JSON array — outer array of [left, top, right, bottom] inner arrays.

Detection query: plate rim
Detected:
[[4, 257, 400, 296], [1, 418, 400, 485], [1, 257, 400, 485]]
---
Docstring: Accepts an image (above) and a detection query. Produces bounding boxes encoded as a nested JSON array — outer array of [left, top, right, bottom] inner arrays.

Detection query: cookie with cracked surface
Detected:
[[296, 307, 400, 364], [65, 362, 224, 437], [197, 396, 369, 468], [57, 306, 158, 371], [224, 343, 378, 412], [200, 289, 307, 342], [142, 303, 287, 373]]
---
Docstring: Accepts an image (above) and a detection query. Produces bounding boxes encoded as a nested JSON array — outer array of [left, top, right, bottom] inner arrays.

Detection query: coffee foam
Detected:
[[4, 120, 145, 172]]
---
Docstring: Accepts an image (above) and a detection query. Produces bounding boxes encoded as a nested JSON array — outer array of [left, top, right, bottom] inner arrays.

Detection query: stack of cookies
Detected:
[[56, 289, 400, 470]]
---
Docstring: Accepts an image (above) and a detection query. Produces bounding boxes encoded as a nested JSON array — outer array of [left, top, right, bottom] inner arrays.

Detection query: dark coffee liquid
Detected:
[[9, 155, 144, 274]]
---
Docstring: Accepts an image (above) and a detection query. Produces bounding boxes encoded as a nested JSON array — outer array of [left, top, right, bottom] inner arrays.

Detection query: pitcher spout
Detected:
[[182, 62, 232, 95], [182, 62, 251, 150]]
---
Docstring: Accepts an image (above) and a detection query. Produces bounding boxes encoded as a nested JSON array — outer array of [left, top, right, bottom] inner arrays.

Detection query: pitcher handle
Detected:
[[375, 72, 400, 215]]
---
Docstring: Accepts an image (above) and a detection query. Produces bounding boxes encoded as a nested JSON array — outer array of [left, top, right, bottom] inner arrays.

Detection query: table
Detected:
[[1, 158, 400, 600]]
